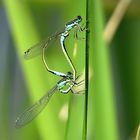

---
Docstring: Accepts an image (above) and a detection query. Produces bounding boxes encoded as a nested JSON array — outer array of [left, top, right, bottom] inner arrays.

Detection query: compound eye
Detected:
[[77, 16, 82, 21], [67, 71, 73, 78], [67, 71, 72, 75]]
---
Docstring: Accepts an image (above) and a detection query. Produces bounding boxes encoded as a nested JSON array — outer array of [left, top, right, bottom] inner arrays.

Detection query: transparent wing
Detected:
[[15, 85, 58, 128], [24, 31, 63, 60], [24, 39, 48, 59]]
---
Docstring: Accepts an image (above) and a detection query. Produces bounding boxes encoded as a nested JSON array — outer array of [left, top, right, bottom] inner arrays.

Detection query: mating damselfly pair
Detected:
[[15, 16, 86, 128]]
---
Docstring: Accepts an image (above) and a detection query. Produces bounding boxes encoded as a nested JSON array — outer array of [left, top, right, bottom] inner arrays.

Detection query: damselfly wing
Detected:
[[15, 85, 58, 128]]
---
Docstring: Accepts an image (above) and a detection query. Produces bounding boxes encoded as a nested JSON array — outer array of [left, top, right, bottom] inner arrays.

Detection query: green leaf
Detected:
[[87, 0, 119, 140], [4, 1, 65, 140]]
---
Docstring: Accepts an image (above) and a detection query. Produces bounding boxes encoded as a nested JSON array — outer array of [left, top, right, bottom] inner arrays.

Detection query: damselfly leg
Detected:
[[74, 21, 88, 40], [59, 72, 85, 94]]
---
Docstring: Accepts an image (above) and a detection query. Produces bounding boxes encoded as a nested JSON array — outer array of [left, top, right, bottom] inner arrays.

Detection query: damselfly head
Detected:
[[77, 16, 82, 21], [67, 71, 73, 79], [76, 16, 82, 23]]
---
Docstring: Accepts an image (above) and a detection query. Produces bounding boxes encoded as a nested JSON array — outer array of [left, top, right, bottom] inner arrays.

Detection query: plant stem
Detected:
[[83, 0, 90, 139]]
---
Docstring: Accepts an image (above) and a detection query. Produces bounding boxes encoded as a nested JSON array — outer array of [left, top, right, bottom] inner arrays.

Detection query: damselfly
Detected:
[[15, 72, 84, 128], [24, 16, 86, 80]]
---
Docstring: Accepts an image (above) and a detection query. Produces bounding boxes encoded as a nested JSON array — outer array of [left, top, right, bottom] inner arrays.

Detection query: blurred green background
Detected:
[[0, 0, 140, 140]]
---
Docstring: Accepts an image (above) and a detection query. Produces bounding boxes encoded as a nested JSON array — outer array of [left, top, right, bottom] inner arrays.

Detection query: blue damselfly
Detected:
[[24, 16, 86, 80], [15, 72, 84, 128]]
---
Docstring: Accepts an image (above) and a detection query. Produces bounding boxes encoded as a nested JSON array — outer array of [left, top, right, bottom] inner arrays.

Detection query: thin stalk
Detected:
[[83, 0, 89, 139]]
